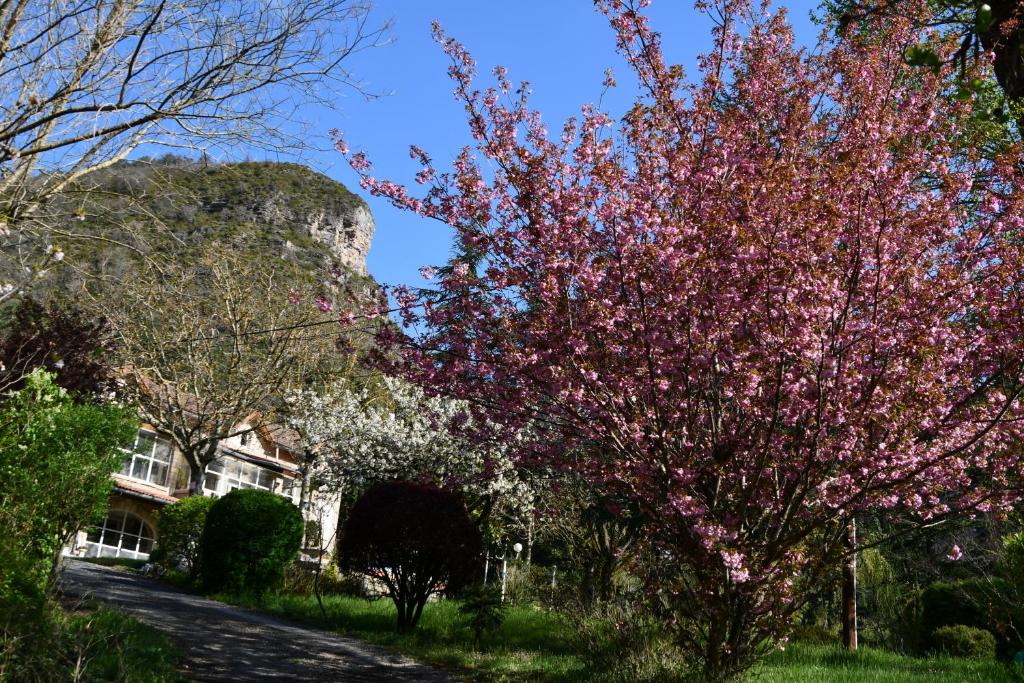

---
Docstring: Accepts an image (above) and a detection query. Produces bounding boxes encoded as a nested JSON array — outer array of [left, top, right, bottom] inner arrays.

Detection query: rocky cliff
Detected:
[[49, 157, 376, 289]]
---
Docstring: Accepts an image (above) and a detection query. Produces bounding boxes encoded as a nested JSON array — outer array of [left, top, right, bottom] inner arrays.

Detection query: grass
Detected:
[[752, 643, 1021, 682], [222, 592, 587, 681], [216, 591, 1024, 682], [64, 606, 183, 682]]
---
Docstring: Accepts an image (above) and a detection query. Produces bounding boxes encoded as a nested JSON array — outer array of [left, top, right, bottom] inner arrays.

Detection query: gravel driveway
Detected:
[[60, 560, 454, 682]]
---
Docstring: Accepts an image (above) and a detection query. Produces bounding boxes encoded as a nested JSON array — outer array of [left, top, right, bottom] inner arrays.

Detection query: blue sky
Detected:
[[272, 0, 820, 289]]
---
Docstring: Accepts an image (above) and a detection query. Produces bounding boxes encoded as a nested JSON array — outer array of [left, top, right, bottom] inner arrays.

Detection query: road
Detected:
[[60, 560, 454, 682]]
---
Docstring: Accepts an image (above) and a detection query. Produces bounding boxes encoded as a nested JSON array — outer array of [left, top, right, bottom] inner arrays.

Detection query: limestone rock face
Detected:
[[305, 203, 374, 275], [37, 159, 380, 297]]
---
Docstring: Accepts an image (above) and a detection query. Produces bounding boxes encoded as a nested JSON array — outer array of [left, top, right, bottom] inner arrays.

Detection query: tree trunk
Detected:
[[526, 517, 534, 566], [979, 0, 1024, 131], [188, 462, 204, 494], [842, 518, 858, 651], [411, 596, 428, 629], [395, 597, 410, 633]]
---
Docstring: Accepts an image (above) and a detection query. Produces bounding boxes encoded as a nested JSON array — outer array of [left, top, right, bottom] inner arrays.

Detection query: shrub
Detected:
[[155, 496, 215, 578], [0, 370, 137, 597], [931, 625, 996, 660], [920, 578, 1016, 656], [459, 585, 505, 649], [338, 480, 483, 632], [920, 581, 988, 639], [790, 623, 838, 645], [200, 489, 303, 595], [282, 561, 367, 598], [0, 370, 136, 677]]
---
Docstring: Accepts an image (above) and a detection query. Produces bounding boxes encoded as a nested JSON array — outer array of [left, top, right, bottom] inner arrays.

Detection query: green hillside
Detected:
[[40, 156, 375, 296]]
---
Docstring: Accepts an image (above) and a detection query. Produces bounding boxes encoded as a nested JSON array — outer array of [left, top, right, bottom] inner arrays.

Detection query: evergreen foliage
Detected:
[[154, 496, 216, 578], [200, 488, 303, 595], [0, 369, 137, 677], [931, 625, 997, 660]]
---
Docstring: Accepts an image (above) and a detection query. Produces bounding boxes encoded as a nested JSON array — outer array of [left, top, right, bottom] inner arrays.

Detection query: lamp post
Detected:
[[500, 542, 524, 604]]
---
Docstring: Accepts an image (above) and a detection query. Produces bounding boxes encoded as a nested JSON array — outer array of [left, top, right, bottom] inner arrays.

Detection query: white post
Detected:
[[500, 554, 508, 603], [483, 554, 490, 585]]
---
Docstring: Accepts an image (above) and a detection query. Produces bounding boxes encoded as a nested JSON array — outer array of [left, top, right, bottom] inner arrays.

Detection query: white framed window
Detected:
[[202, 456, 298, 502], [121, 429, 172, 487], [85, 511, 155, 560], [202, 459, 225, 495]]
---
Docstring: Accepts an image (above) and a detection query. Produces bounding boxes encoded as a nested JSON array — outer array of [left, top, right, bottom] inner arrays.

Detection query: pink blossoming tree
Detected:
[[338, 0, 1024, 677]]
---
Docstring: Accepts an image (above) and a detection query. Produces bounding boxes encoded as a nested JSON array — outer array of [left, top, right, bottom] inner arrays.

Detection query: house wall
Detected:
[[64, 422, 342, 564], [303, 486, 343, 560]]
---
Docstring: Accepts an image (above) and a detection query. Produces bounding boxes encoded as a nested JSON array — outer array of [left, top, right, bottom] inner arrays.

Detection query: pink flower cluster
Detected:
[[338, 0, 1024, 648]]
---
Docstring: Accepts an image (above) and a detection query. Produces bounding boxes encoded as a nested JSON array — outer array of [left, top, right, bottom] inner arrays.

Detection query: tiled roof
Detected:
[[118, 368, 305, 454], [111, 474, 180, 504], [264, 423, 304, 454]]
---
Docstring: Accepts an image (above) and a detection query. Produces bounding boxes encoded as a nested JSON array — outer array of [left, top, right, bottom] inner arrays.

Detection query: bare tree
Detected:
[[0, 0, 387, 301], [105, 243, 356, 491]]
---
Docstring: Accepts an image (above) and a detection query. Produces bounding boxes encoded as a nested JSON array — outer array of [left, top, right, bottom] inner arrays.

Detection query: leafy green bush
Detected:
[[931, 625, 996, 660], [200, 489, 302, 595], [0, 369, 136, 678], [0, 369, 137, 598], [790, 623, 838, 645], [920, 578, 1016, 656], [155, 496, 215, 578], [920, 581, 987, 638]]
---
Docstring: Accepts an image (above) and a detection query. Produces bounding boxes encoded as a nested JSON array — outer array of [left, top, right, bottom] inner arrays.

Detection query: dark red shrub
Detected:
[[338, 480, 482, 632]]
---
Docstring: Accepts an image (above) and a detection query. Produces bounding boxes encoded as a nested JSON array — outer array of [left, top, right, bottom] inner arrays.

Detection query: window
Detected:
[[202, 456, 298, 502], [240, 432, 250, 447], [85, 511, 155, 560], [202, 459, 225, 495], [121, 429, 172, 487]]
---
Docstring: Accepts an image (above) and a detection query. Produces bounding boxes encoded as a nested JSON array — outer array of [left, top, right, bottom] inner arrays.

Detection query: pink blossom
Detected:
[[339, 0, 1024, 670]]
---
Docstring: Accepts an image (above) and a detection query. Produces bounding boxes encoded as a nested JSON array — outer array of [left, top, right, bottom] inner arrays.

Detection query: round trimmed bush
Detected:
[[155, 496, 215, 577], [920, 581, 987, 637], [200, 489, 303, 595], [931, 625, 996, 660]]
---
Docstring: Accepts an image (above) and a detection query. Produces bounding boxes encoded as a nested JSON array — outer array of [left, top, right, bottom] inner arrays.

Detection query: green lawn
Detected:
[[220, 592, 1024, 682], [63, 606, 183, 682], [753, 643, 1019, 682], [224, 592, 586, 681]]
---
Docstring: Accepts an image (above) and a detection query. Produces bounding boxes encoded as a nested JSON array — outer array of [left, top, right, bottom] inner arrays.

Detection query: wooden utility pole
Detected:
[[842, 517, 858, 650]]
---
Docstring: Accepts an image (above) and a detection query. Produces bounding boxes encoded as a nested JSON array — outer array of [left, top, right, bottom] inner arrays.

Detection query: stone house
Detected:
[[65, 416, 341, 564]]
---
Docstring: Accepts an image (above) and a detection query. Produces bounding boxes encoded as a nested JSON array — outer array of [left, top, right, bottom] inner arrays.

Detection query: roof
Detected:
[[217, 443, 302, 475], [263, 422, 304, 454], [117, 367, 306, 455], [111, 474, 180, 505]]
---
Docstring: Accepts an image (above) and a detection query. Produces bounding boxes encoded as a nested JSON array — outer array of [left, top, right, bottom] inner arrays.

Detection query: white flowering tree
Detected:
[[288, 376, 535, 540]]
